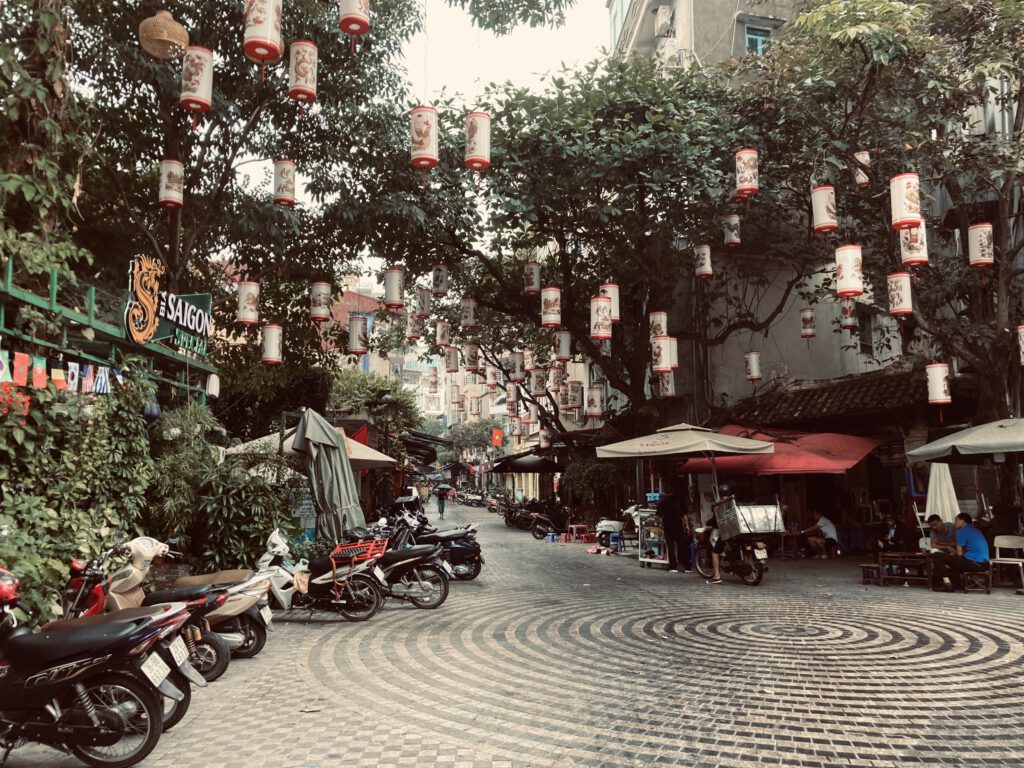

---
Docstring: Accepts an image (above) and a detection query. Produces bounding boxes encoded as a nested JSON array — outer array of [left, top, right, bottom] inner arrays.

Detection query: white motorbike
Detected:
[[594, 504, 641, 548]]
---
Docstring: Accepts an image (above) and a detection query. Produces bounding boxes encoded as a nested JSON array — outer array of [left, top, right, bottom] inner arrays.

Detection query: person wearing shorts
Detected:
[[705, 516, 725, 584], [801, 510, 838, 559]]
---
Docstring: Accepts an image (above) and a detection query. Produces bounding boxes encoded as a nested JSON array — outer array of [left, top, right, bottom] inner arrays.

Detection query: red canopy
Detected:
[[680, 425, 882, 475]]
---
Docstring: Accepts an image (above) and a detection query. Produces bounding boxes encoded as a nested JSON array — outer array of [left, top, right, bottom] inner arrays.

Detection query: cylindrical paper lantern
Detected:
[[261, 323, 282, 365], [744, 351, 762, 382], [590, 296, 612, 340], [415, 287, 431, 318], [668, 336, 679, 369], [541, 286, 561, 327], [243, 0, 283, 63], [968, 223, 995, 267], [889, 172, 924, 230], [523, 261, 541, 295], [590, 361, 608, 387], [348, 315, 368, 354], [506, 381, 518, 405], [509, 351, 525, 383], [464, 343, 480, 372], [651, 335, 672, 374], [158, 159, 184, 208], [853, 150, 870, 188], [839, 298, 858, 331], [900, 225, 929, 267], [445, 347, 459, 373], [800, 307, 815, 339], [431, 264, 449, 297], [206, 373, 220, 399], [339, 0, 370, 35], [887, 272, 913, 317], [539, 429, 551, 449], [309, 281, 331, 322], [288, 41, 317, 104], [383, 267, 404, 309], [549, 365, 565, 392], [406, 314, 422, 342], [835, 244, 864, 298], [524, 347, 535, 372], [460, 297, 477, 328], [735, 148, 759, 198], [469, 397, 481, 417], [529, 368, 546, 398], [273, 159, 295, 206], [585, 386, 605, 419], [449, 383, 461, 405], [926, 363, 951, 405], [526, 403, 539, 424], [558, 388, 570, 411], [694, 244, 713, 280], [567, 380, 583, 409], [428, 366, 439, 383], [511, 416, 522, 437], [436, 319, 450, 348], [410, 106, 439, 169], [485, 364, 497, 388], [464, 111, 491, 171], [454, 399, 465, 414], [554, 330, 572, 362], [723, 214, 741, 248], [811, 185, 838, 234], [649, 311, 668, 341], [600, 283, 620, 324], [180, 46, 213, 112], [657, 372, 676, 399], [236, 281, 260, 324]]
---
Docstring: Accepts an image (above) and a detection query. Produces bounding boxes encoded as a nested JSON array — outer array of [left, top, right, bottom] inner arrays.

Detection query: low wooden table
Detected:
[[878, 552, 932, 587]]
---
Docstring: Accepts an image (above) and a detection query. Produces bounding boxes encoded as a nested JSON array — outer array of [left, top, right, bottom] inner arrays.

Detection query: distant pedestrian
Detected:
[[435, 488, 447, 519], [449, 487, 456, 503], [658, 475, 692, 573]]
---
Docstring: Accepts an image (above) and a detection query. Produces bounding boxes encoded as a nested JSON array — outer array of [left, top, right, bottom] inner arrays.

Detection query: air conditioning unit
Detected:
[[654, 5, 673, 38]]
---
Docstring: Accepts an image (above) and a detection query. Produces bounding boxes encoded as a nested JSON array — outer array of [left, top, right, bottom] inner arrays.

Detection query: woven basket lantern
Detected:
[[139, 11, 189, 60]]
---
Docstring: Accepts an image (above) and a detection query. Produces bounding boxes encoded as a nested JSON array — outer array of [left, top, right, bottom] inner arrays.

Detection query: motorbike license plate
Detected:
[[260, 605, 273, 625], [440, 560, 454, 576], [754, 549, 768, 560], [373, 565, 387, 583], [169, 636, 189, 667], [140, 652, 170, 687]]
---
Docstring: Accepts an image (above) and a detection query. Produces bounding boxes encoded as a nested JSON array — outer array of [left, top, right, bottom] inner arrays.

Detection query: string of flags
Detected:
[[0, 350, 125, 394]]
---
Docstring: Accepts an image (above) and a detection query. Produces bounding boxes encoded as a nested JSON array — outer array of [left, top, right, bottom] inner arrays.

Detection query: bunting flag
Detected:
[[31, 356, 47, 389], [50, 359, 67, 390], [12, 353, 29, 387], [81, 364, 95, 394], [66, 361, 80, 393], [112, 369, 124, 389], [93, 367, 111, 394], [0, 351, 11, 383]]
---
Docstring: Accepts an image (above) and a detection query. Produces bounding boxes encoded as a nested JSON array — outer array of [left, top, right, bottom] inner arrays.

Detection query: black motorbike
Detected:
[[529, 502, 581, 540], [367, 520, 451, 608], [405, 512, 485, 581], [693, 527, 768, 586]]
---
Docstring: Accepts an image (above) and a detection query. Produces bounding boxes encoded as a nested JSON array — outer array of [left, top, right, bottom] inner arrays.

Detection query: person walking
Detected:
[[658, 475, 692, 573], [435, 487, 447, 519]]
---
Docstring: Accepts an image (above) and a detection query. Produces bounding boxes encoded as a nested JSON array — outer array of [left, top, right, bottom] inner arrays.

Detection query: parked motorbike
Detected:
[[357, 519, 450, 608], [693, 527, 769, 586], [529, 502, 581, 540], [595, 504, 641, 548], [405, 512, 484, 581], [171, 570, 273, 659], [0, 568, 178, 767], [501, 501, 538, 530]]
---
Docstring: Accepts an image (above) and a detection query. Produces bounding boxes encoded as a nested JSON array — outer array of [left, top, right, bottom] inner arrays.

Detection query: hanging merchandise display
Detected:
[[800, 307, 816, 339], [835, 244, 864, 298], [383, 267, 404, 309], [694, 244, 713, 280], [568, 380, 583, 409], [853, 150, 870, 188], [734, 148, 759, 198], [657, 372, 676, 399], [600, 283, 620, 324], [287, 40, 318, 104], [464, 343, 481, 372], [811, 185, 838, 234], [445, 346, 459, 373], [541, 286, 561, 327], [839, 298, 858, 331], [968, 223, 995, 267], [509, 351, 526, 383], [887, 273, 913, 317], [723, 214, 741, 248], [339, 0, 370, 35], [926, 363, 951, 405], [460, 297, 477, 328], [435, 319, 450, 348], [900, 225, 929, 267], [431, 264, 449, 297], [158, 159, 184, 208], [744, 351, 762, 382], [261, 324, 283, 365], [585, 386, 605, 419], [529, 368, 546, 398], [138, 10, 189, 60], [651, 336, 671, 374], [180, 46, 213, 113], [889, 172, 924, 230], [243, 0, 283, 64], [273, 159, 296, 206], [415, 287, 431, 318], [309, 282, 331, 322], [554, 330, 572, 362], [649, 311, 668, 341], [523, 261, 541, 295], [348, 315, 368, 354], [464, 111, 491, 171], [410, 106, 439, 169], [590, 296, 612, 340], [236, 281, 260, 324]]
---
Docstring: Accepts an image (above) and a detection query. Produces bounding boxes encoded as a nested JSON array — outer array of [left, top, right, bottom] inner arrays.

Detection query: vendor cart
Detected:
[[638, 507, 668, 568]]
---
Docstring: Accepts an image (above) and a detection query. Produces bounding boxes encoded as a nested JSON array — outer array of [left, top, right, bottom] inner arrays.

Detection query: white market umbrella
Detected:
[[924, 462, 958, 525], [226, 427, 397, 471], [905, 418, 1024, 464]]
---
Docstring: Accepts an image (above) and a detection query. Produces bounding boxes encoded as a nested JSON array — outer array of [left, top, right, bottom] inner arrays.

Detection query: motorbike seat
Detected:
[[308, 557, 335, 579], [379, 545, 438, 566], [41, 606, 169, 632], [142, 583, 214, 606], [416, 530, 467, 544], [4, 622, 138, 669], [173, 569, 254, 588]]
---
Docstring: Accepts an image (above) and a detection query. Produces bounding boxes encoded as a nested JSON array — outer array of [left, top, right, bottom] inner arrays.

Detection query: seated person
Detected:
[[930, 512, 990, 592], [926, 514, 956, 553], [799, 510, 838, 559], [875, 513, 910, 553]]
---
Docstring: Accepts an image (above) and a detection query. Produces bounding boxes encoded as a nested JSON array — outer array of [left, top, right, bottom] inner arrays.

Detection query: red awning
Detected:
[[680, 424, 883, 475]]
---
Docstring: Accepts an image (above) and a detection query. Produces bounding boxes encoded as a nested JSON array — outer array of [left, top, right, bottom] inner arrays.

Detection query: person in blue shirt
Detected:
[[929, 512, 990, 592]]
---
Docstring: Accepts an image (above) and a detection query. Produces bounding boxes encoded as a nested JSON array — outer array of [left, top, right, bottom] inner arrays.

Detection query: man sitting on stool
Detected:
[[930, 512, 989, 592], [800, 510, 838, 559]]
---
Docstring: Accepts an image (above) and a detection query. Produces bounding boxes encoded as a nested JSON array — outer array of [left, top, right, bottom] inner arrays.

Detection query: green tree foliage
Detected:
[[438, 415, 504, 462], [328, 367, 423, 434]]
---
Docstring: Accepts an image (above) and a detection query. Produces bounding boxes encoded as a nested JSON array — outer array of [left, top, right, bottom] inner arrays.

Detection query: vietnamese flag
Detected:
[[490, 428, 504, 447]]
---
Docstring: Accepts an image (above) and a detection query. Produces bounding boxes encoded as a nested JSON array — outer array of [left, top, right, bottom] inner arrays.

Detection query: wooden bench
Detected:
[[878, 552, 932, 587]]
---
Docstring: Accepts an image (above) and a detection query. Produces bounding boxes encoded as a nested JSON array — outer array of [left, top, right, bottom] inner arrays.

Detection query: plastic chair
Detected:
[[991, 535, 1024, 586]]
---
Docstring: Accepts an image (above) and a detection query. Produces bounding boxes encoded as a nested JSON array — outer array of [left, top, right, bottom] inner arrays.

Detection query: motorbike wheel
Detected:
[[231, 613, 267, 659], [453, 558, 482, 581], [597, 532, 610, 548], [191, 629, 230, 683], [738, 552, 766, 586], [161, 669, 191, 731], [337, 574, 383, 621], [530, 522, 547, 540], [694, 546, 714, 579], [407, 565, 450, 609], [67, 671, 163, 768]]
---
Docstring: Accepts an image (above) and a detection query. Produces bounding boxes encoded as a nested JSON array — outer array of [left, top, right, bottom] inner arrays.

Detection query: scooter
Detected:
[[529, 503, 581, 540], [172, 570, 273, 659], [595, 504, 641, 548], [359, 519, 450, 609], [404, 512, 485, 581], [693, 527, 769, 586]]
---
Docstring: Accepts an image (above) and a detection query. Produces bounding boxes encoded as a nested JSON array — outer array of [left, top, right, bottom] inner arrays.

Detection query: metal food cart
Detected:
[[638, 507, 667, 568]]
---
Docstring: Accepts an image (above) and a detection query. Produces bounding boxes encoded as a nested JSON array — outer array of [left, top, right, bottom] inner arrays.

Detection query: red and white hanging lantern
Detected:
[[735, 148, 759, 198], [853, 150, 870, 188], [511, 416, 522, 437], [585, 386, 605, 419], [449, 382, 461, 405], [800, 307, 816, 339], [236, 281, 260, 324], [460, 297, 477, 328], [549, 365, 565, 393], [835, 244, 864, 298], [590, 296, 612, 340], [968, 223, 995, 268], [485, 364, 497, 389], [694, 244, 713, 280], [506, 381, 518, 406], [539, 429, 551, 449], [469, 397, 481, 417], [529, 368, 546, 398], [509, 351, 526, 383], [523, 261, 541, 295], [811, 185, 838, 234], [524, 347, 535, 372], [723, 214, 741, 248], [553, 330, 572, 362], [926, 363, 951, 405], [406, 314, 423, 342], [600, 283, 620, 324], [428, 366, 439, 384], [444, 346, 459, 373], [180, 46, 213, 113], [287, 41, 317, 104], [414, 287, 431, 319], [541, 286, 561, 327], [435, 319, 450, 348], [464, 111, 491, 171], [339, 0, 370, 35], [568, 380, 583, 409], [410, 106, 439, 169], [243, 0, 283, 63], [464, 343, 480, 372], [839, 297, 858, 332], [900, 225, 929, 267], [383, 267, 404, 309], [657, 372, 676, 399], [668, 337, 679, 369], [158, 159, 184, 208], [887, 273, 913, 317], [651, 335, 672, 374], [454, 399, 465, 414], [557, 388, 570, 411], [526, 403, 539, 424], [889, 172, 924, 230], [348, 315, 368, 354], [744, 351, 762, 382], [430, 264, 449, 298], [1017, 325, 1024, 367], [649, 311, 667, 341], [273, 159, 295, 206], [261, 323, 282, 365], [309, 281, 331, 322]]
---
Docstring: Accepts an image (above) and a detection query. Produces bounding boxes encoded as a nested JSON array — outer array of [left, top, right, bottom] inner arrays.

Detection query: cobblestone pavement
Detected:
[[13, 502, 1024, 767]]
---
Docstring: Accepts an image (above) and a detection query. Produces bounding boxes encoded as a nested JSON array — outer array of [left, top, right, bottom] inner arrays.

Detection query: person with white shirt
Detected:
[[801, 510, 838, 559]]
